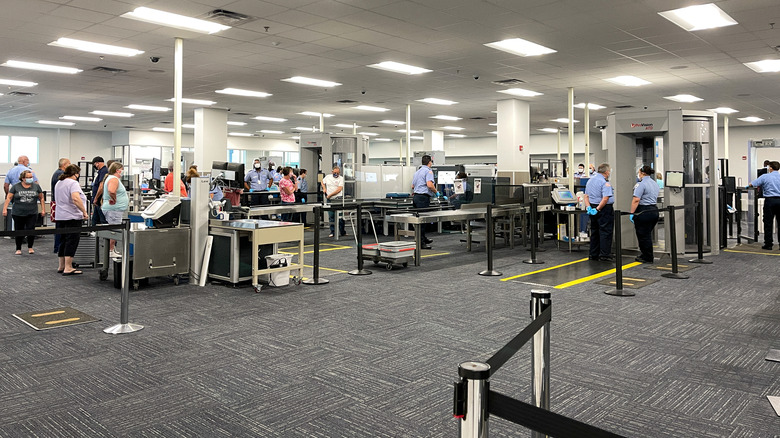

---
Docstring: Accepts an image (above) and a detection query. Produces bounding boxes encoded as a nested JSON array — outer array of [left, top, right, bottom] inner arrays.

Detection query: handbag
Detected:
[[50, 201, 56, 222]]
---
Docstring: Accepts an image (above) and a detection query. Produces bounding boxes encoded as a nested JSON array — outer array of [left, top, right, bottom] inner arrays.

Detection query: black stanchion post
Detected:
[[303, 206, 329, 285], [662, 206, 690, 279], [689, 201, 712, 264], [524, 196, 544, 264], [104, 220, 144, 334], [479, 204, 502, 276], [349, 203, 372, 275], [605, 211, 635, 296]]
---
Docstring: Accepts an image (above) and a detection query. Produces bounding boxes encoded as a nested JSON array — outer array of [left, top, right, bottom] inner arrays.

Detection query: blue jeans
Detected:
[[328, 211, 345, 234], [92, 205, 106, 226]]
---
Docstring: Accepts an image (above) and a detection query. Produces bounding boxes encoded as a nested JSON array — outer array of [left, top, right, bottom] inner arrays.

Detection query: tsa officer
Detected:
[[583, 163, 615, 261], [244, 159, 272, 205], [628, 165, 660, 263], [750, 160, 780, 249], [411, 154, 436, 249]]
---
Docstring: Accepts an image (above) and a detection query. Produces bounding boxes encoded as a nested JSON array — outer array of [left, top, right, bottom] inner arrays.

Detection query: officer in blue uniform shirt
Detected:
[[244, 159, 271, 206], [411, 154, 436, 249], [583, 163, 615, 261], [629, 165, 660, 263], [750, 160, 780, 250]]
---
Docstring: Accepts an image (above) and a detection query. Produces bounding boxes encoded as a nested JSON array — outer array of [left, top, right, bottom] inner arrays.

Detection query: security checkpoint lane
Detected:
[[501, 256, 643, 289]]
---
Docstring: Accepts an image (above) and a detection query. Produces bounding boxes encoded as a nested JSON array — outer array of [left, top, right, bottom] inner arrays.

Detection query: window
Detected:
[[0, 136, 38, 163], [228, 149, 246, 164], [285, 151, 300, 167]]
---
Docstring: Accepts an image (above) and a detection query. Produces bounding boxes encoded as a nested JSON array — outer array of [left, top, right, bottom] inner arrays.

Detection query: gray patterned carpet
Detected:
[[0, 226, 778, 437]]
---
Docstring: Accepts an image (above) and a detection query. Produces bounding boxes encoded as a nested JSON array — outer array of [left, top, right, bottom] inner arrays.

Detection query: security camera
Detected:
[[473, 75, 479, 80], [643, 106, 648, 110], [361, 90, 366, 95], [150, 56, 160, 63]]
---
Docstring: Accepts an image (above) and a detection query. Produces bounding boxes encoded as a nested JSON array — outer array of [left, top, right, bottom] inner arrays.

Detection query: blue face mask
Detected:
[[333, 173, 339, 178], [25, 178, 33, 184]]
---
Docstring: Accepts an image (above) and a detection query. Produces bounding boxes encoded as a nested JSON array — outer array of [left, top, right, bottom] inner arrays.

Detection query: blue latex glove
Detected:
[[249, 189, 255, 192], [301, 198, 306, 203], [443, 196, 448, 200], [586, 206, 597, 216], [629, 214, 634, 223], [436, 191, 441, 197]]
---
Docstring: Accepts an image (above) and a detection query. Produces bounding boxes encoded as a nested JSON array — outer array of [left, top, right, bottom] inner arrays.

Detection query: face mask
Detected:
[[578, 168, 584, 173], [25, 178, 33, 184], [333, 173, 339, 178], [254, 164, 261, 169], [589, 169, 595, 174]]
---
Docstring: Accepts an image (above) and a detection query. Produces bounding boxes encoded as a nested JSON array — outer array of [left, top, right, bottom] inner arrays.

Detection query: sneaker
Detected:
[[762, 244, 773, 250], [599, 256, 615, 262], [423, 238, 433, 244], [328, 233, 334, 238], [421, 244, 432, 250], [110, 249, 122, 259]]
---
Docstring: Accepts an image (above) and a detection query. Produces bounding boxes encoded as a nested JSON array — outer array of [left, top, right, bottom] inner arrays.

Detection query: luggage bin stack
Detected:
[[376, 241, 415, 270]]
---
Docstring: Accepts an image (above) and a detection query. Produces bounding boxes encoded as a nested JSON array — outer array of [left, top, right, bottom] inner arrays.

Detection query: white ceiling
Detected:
[[1, 0, 780, 139]]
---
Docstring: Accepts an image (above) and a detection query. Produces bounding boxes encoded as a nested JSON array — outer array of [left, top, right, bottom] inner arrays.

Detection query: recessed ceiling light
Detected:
[[573, 103, 606, 110], [2, 60, 82, 74], [488, 123, 498, 126], [658, 3, 737, 31], [48, 38, 144, 57], [229, 132, 253, 137], [604, 76, 651, 87], [417, 98, 458, 105], [538, 128, 559, 133], [290, 136, 300, 140], [551, 118, 579, 123], [664, 94, 702, 103], [441, 126, 464, 131], [487, 131, 498, 135], [395, 129, 419, 133], [743, 59, 780, 73], [216, 88, 271, 98], [367, 61, 431, 75], [126, 104, 170, 112], [294, 127, 315, 131], [373, 138, 393, 142], [430, 115, 462, 121], [410, 136, 424, 140], [60, 116, 101, 122], [448, 134, 467, 138], [152, 127, 174, 132], [0, 79, 37, 87], [334, 123, 361, 128], [497, 88, 543, 97], [38, 120, 74, 126], [259, 130, 284, 134], [182, 124, 195, 129], [485, 38, 556, 57], [379, 120, 405, 124], [281, 76, 341, 87], [121, 7, 230, 34], [359, 132, 378, 136], [255, 116, 287, 122], [353, 105, 390, 112], [227, 121, 247, 126], [707, 107, 739, 114], [738, 116, 764, 123], [298, 111, 334, 117], [91, 110, 134, 117], [166, 98, 216, 105]]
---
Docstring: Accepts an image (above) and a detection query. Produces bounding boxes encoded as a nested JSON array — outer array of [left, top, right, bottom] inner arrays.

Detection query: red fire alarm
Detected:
[[518, 145, 524, 151], [742, 156, 747, 160]]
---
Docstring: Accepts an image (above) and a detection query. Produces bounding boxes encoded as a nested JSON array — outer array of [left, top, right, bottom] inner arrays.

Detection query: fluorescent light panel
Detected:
[[538, 128, 559, 133], [441, 126, 464, 131], [430, 115, 462, 121], [658, 3, 737, 31], [417, 98, 457, 105], [2, 60, 81, 74], [299, 111, 333, 117], [707, 107, 739, 114], [255, 116, 287, 122], [487, 131, 498, 135], [410, 136, 424, 140], [353, 105, 390, 112], [49, 38, 143, 57], [551, 118, 579, 123], [166, 98, 216, 105], [485, 38, 556, 57], [664, 94, 702, 103], [259, 130, 284, 134], [605, 76, 651, 87], [359, 132, 378, 136], [0, 79, 37, 87], [216, 88, 271, 98], [126, 104, 170, 112], [497, 88, 543, 97], [152, 127, 174, 132], [396, 129, 419, 133], [60, 116, 101, 122], [379, 120, 405, 124], [744, 59, 780, 73], [294, 127, 315, 131], [373, 138, 392, 142], [282, 76, 341, 87], [229, 132, 253, 137], [121, 7, 230, 34], [91, 110, 133, 117], [227, 121, 247, 126], [38, 120, 74, 126], [574, 103, 606, 110], [182, 124, 195, 129], [738, 117, 764, 122], [334, 123, 360, 128], [448, 134, 466, 138], [367, 61, 431, 75]]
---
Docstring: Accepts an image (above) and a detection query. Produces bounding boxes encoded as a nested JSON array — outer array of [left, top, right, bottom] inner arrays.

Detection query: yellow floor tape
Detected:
[[302, 264, 349, 273], [553, 262, 642, 289], [500, 258, 589, 282], [420, 252, 450, 258], [725, 249, 780, 256]]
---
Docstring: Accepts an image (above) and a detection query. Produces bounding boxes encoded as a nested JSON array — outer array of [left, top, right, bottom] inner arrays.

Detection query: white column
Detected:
[[172, 37, 183, 200], [423, 130, 444, 151], [194, 108, 228, 171], [723, 115, 729, 159], [567, 87, 574, 190], [496, 99, 530, 172]]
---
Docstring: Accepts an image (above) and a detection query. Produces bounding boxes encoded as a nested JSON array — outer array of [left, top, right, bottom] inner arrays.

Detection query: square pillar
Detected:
[[423, 130, 444, 151], [497, 99, 530, 172], [194, 108, 228, 171]]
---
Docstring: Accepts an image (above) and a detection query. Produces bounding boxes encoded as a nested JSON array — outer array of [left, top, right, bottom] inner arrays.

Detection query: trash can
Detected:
[[265, 254, 293, 287]]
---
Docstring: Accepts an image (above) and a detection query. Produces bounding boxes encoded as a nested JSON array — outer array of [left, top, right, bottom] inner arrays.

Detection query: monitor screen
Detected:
[[666, 171, 684, 188], [225, 162, 245, 187], [437, 171, 457, 185], [212, 161, 228, 171], [557, 190, 575, 200], [151, 158, 161, 180]]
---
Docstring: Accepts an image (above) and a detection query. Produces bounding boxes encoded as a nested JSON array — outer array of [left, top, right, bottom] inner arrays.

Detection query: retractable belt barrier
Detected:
[[479, 204, 501, 277], [0, 223, 125, 238], [453, 291, 624, 437], [303, 206, 329, 285], [523, 195, 544, 265]]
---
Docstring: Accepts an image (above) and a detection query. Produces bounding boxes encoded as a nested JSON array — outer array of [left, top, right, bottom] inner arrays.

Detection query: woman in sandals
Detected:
[[54, 164, 89, 275], [3, 169, 45, 255]]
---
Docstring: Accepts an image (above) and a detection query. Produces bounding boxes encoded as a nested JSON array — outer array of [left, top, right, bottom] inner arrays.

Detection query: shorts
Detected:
[[104, 210, 125, 225]]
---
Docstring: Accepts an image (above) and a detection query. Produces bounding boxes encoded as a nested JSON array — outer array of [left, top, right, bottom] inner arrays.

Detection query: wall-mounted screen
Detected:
[[665, 171, 684, 188]]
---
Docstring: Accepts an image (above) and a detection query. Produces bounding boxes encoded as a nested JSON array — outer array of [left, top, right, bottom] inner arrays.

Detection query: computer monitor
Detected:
[[666, 171, 685, 188], [225, 162, 245, 187], [212, 161, 228, 171], [151, 158, 161, 180]]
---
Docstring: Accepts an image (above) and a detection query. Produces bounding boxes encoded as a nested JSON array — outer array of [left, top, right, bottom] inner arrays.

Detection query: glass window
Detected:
[[0, 136, 9, 163], [10, 136, 39, 163], [285, 151, 300, 167], [228, 149, 246, 163]]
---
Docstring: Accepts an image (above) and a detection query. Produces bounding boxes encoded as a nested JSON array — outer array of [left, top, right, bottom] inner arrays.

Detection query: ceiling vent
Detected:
[[232, 112, 251, 116], [6, 91, 36, 97], [367, 125, 380, 128], [123, 126, 136, 129], [492, 78, 525, 86], [160, 121, 172, 124], [205, 9, 255, 26], [470, 116, 486, 120], [337, 99, 358, 104], [614, 105, 633, 109], [91, 66, 128, 74]]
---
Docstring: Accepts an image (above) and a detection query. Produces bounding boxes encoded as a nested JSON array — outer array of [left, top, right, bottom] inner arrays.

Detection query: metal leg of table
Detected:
[[414, 226, 422, 266], [467, 221, 473, 252]]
